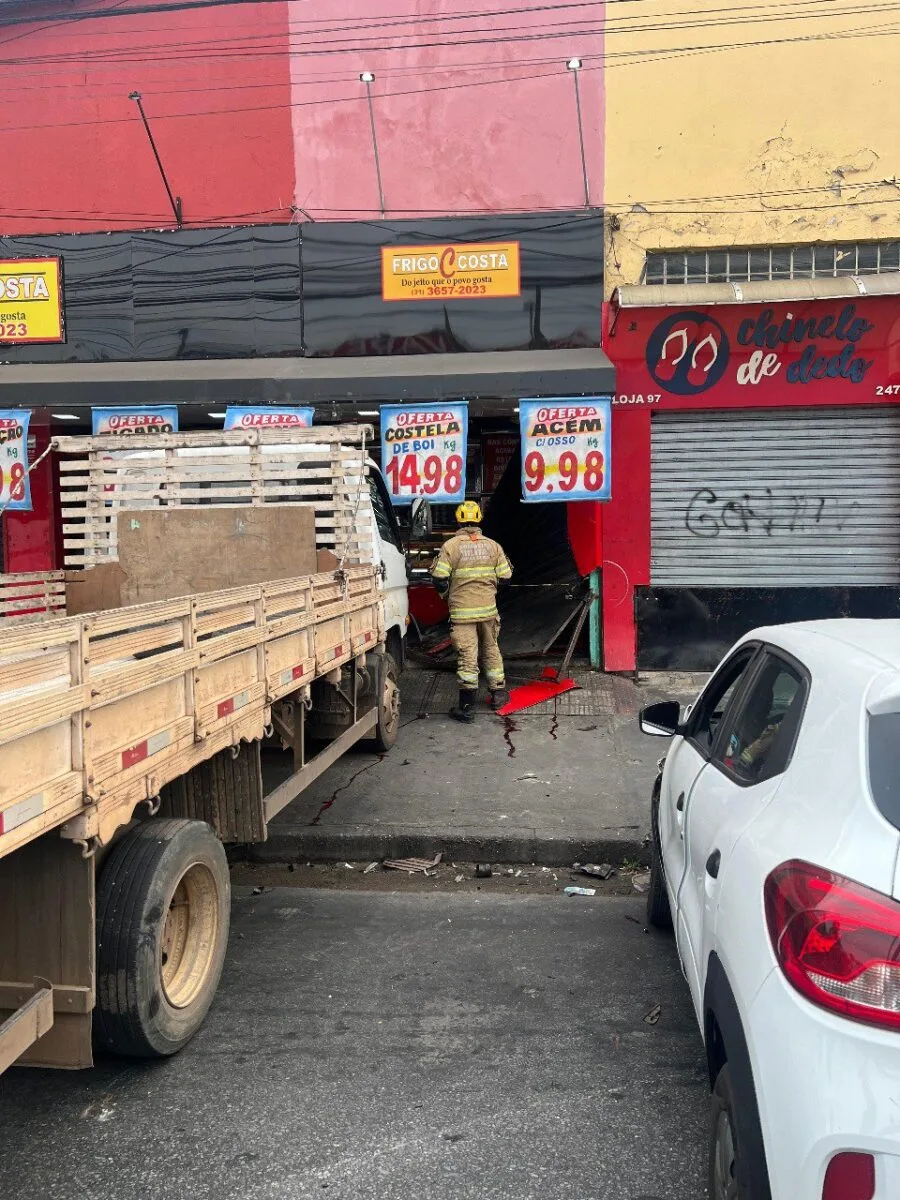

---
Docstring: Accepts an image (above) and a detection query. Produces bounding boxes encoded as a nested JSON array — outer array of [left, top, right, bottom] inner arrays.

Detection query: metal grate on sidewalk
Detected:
[[400, 666, 706, 719]]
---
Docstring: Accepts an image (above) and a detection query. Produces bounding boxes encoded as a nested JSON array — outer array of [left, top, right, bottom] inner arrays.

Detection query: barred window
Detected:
[[644, 241, 900, 284]]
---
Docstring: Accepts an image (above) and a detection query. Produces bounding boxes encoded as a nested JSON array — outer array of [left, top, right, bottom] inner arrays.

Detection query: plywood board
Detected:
[[65, 564, 125, 615], [116, 506, 318, 605]]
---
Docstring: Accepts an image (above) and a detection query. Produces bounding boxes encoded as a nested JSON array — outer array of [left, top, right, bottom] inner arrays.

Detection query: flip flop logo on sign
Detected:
[[646, 311, 730, 395]]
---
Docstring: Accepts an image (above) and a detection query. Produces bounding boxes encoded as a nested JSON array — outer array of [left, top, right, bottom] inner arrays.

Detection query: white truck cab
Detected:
[[361, 457, 409, 665]]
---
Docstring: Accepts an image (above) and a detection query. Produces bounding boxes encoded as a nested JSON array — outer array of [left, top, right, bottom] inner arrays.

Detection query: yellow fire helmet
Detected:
[[455, 500, 483, 525]]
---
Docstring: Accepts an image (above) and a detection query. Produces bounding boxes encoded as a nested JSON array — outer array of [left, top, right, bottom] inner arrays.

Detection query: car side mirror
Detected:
[[410, 497, 432, 539], [640, 700, 681, 737]]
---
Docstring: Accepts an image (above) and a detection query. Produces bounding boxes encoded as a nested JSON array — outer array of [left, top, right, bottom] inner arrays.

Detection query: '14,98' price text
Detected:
[[386, 453, 464, 495]]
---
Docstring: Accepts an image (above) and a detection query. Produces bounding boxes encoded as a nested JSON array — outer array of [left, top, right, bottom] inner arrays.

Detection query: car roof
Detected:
[[748, 619, 900, 672]]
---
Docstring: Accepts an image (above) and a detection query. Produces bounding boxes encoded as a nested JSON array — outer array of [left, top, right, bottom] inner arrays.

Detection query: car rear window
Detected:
[[869, 713, 900, 829]]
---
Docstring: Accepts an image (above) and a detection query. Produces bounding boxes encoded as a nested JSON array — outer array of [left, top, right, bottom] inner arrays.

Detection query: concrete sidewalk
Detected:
[[249, 663, 706, 866]]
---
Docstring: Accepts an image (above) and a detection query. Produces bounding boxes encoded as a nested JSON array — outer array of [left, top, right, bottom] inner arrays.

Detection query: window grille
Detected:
[[643, 242, 900, 285]]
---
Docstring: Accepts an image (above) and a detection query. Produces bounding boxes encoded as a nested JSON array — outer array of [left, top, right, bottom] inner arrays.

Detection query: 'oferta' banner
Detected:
[[0, 410, 31, 511], [380, 404, 467, 505], [92, 406, 179, 436], [223, 407, 314, 430], [518, 398, 612, 503]]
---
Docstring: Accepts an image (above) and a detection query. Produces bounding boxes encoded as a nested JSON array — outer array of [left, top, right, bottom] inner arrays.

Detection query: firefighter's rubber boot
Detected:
[[450, 688, 477, 723], [489, 687, 510, 710]]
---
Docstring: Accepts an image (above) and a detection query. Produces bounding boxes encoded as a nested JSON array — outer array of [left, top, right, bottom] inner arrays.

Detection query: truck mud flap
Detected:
[[160, 740, 266, 844]]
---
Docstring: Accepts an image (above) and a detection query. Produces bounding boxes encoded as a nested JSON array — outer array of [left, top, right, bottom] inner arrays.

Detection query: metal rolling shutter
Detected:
[[650, 407, 900, 586]]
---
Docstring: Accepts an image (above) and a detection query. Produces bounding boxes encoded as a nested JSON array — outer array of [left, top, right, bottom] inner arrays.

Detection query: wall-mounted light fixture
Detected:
[[565, 59, 590, 208], [359, 72, 386, 218], [129, 91, 183, 225]]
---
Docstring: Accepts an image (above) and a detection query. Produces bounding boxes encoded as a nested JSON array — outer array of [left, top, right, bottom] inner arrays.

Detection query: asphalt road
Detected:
[[0, 889, 708, 1200]]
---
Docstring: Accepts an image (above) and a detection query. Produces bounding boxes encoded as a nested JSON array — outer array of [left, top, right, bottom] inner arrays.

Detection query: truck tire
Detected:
[[368, 650, 400, 753], [95, 818, 230, 1058]]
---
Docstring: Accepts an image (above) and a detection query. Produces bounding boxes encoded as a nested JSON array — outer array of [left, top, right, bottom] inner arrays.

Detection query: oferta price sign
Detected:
[[0, 410, 32, 510], [0, 258, 64, 343], [92, 406, 179, 435], [518, 398, 612, 502], [380, 403, 467, 505], [223, 406, 314, 430]]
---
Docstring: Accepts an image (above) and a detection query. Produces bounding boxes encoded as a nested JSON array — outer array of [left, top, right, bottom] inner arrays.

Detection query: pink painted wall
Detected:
[[289, 0, 605, 218], [0, 0, 295, 234]]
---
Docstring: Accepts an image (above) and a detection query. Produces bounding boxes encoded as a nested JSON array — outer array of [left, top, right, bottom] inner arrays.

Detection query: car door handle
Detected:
[[706, 850, 722, 879], [676, 792, 685, 811]]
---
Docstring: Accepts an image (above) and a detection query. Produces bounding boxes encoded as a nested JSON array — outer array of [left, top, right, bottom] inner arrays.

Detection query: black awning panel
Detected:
[[0, 348, 615, 409]]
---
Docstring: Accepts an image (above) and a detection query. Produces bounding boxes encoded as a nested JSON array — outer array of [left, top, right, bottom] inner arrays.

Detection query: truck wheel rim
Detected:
[[160, 862, 219, 1009], [382, 671, 400, 735], [712, 1109, 738, 1200]]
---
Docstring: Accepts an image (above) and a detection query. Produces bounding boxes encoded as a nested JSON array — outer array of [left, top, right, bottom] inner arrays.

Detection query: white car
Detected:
[[640, 619, 900, 1200]]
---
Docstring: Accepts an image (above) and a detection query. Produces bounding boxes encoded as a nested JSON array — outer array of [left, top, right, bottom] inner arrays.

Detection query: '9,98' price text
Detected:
[[523, 448, 605, 494]]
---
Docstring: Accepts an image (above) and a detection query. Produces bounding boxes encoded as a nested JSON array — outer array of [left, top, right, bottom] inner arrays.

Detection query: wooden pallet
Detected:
[[54, 426, 375, 568], [0, 564, 384, 860], [0, 573, 66, 622]]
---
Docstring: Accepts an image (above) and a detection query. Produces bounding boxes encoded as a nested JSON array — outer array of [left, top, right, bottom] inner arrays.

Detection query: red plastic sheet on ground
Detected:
[[497, 667, 580, 715]]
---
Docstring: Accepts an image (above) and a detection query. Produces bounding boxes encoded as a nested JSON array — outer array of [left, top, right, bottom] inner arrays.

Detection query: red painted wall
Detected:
[[0, 0, 295, 233], [288, 0, 605, 218]]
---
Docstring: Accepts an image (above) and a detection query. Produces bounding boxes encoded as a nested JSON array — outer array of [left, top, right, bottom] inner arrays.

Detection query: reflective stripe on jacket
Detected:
[[430, 527, 512, 623]]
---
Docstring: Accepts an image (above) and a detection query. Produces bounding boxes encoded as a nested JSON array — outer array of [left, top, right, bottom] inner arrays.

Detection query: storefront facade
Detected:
[[599, 278, 900, 671], [0, 214, 615, 659]]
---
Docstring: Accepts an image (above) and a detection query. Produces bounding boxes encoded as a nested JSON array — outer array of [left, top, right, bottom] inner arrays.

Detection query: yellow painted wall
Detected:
[[602, 1, 900, 293]]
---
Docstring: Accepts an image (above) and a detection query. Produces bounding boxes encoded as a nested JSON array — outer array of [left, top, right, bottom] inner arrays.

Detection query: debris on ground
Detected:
[[580, 863, 615, 880], [632, 871, 652, 894], [643, 1003, 662, 1025], [383, 853, 443, 875], [231, 861, 636, 896], [564, 886, 596, 897], [475, 863, 493, 878]]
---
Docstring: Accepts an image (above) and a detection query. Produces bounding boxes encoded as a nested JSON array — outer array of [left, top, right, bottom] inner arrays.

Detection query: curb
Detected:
[[233, 826, 649, 868]]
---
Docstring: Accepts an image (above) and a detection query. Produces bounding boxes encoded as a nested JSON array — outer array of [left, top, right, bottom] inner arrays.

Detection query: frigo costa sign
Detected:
[[381, 241, 520, 302]]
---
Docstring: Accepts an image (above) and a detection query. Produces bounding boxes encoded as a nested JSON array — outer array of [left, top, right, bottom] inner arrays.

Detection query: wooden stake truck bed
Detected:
[[0, 562, 383, 861], [0, 426, 401, 1076]]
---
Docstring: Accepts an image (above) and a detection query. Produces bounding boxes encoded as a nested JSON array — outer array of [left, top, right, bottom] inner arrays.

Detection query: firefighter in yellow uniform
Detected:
[[430, 500, 513, 722]]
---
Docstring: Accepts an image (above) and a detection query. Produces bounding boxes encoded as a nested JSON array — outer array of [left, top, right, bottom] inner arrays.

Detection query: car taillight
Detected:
[[765, 859, 900, 1030], [822, 1152, 875, 1200]]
